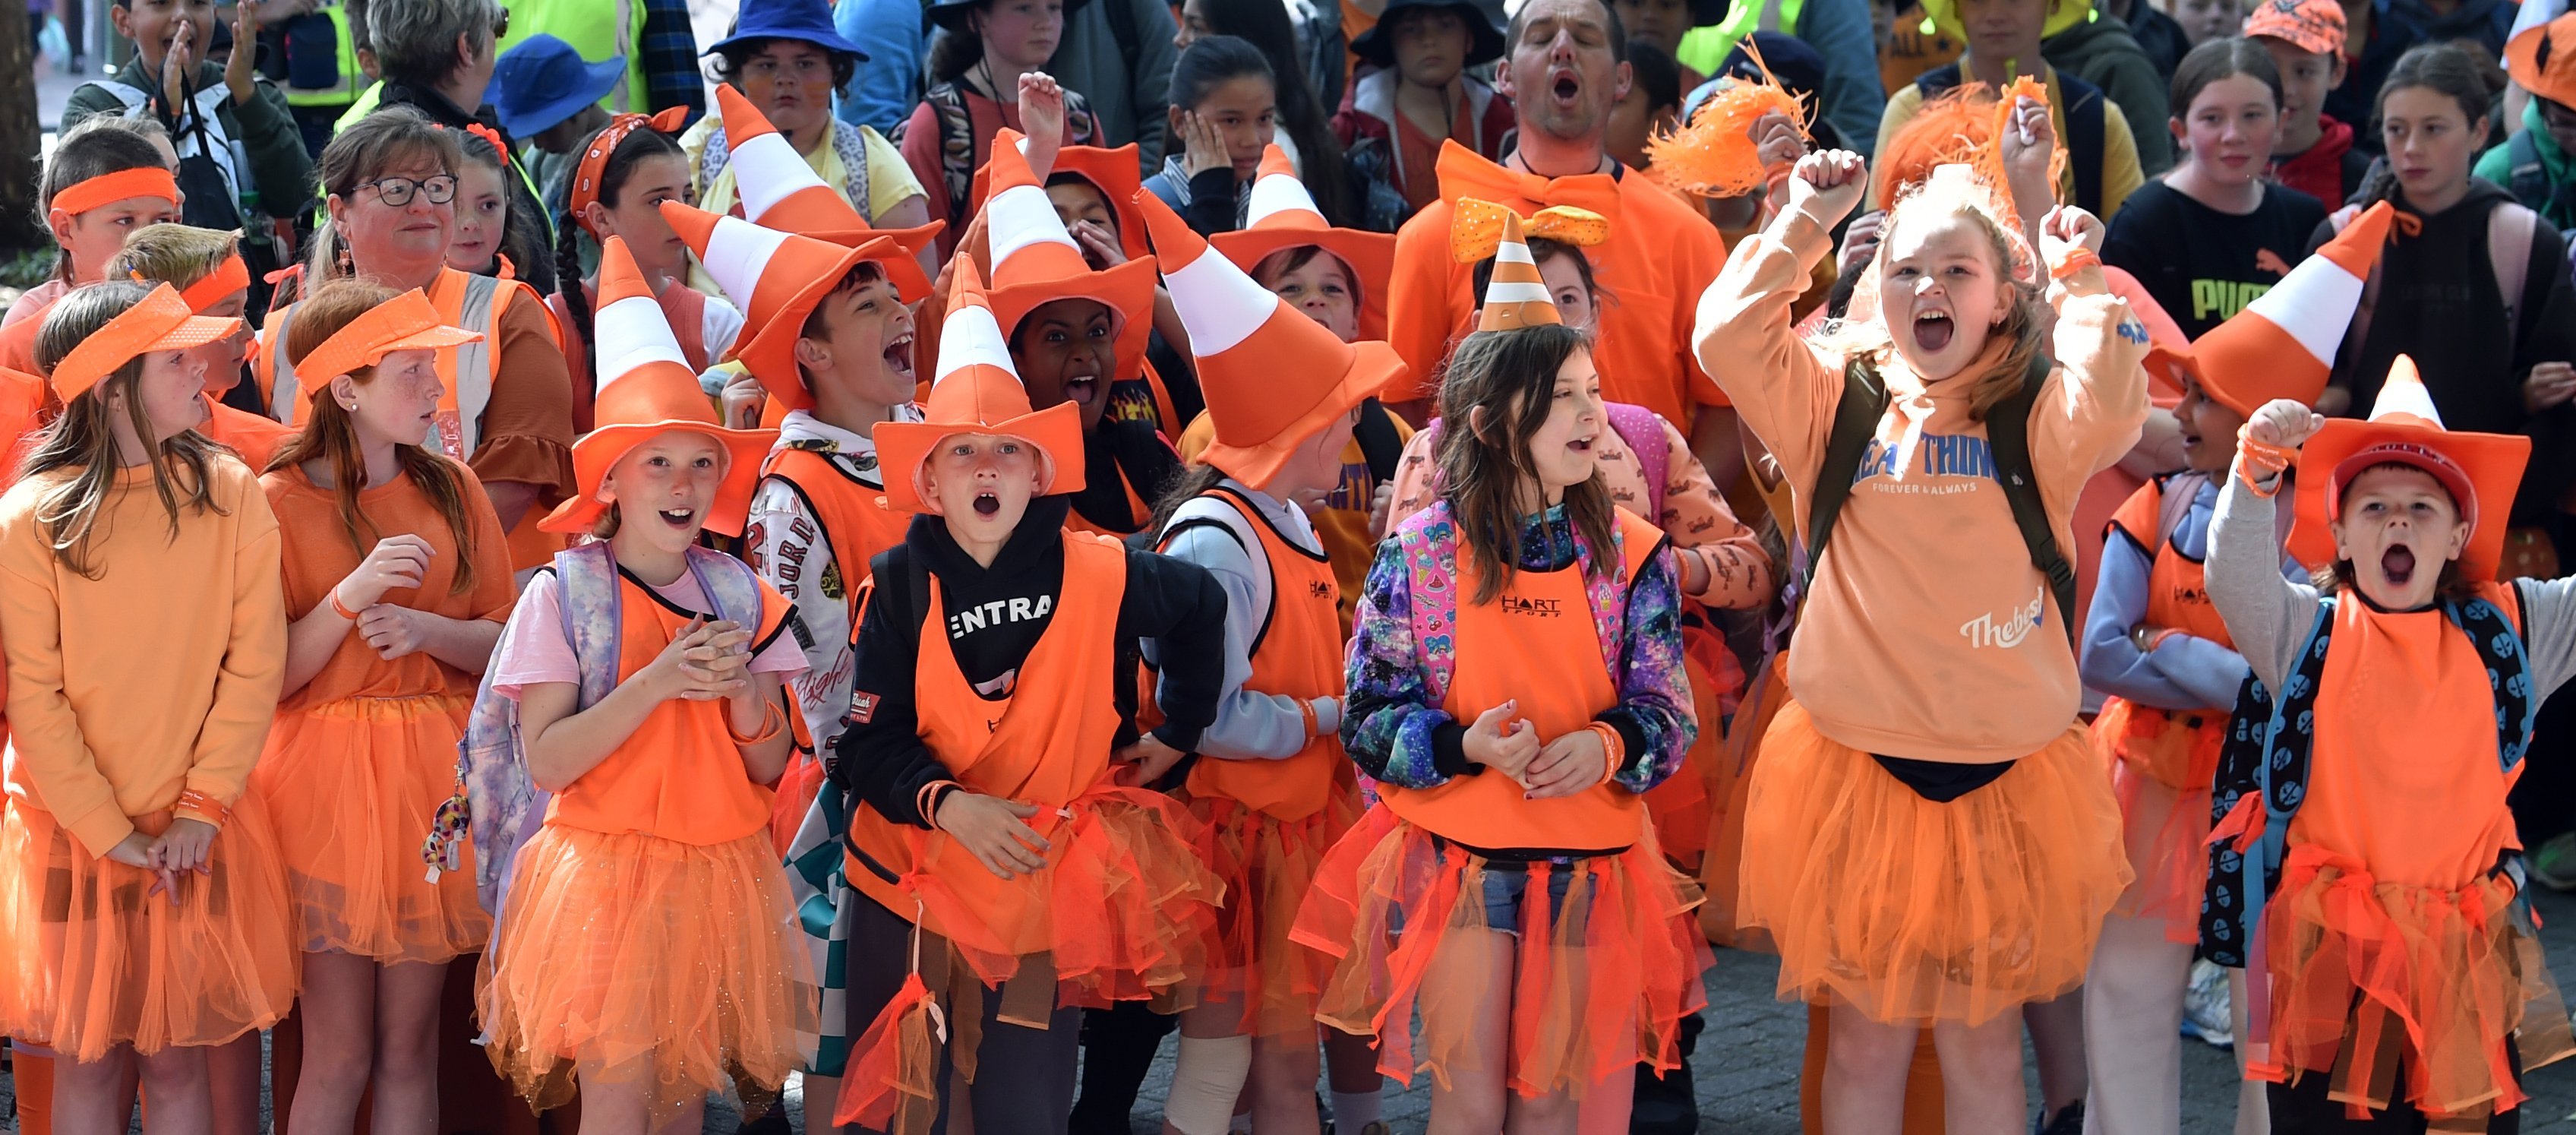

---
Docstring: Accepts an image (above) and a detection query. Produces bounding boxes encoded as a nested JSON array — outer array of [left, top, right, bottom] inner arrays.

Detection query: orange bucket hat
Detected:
[[979, 128, 1158, 382], [712, 84, 945, 258], [1208, 144, 1397, 340], [48, 283, 244, 402], [663, 201, 917, 412], [2151, 201, 2394, 417], [287, 289, 482, 396], [2289, 356, 2530, 580], [2508, 14, 2576, 110], [874, 255, 1087, 514], [543, 236, 778, 536], [1138, 189, 1403, 489], [970, 142, 1154, 264]]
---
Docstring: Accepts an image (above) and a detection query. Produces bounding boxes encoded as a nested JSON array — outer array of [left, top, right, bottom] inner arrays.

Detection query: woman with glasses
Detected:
[[682, 0, 938, 279], [258, 106, 575, 580], [355, 0, 557, 293]]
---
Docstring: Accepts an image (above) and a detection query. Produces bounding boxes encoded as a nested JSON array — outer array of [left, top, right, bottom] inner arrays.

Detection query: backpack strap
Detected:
[[1393, 507, 1463, 703], [1801, 359, 1891, 598], [2508, 131, 2547, 212], [1983, 352, 2079, 648], [2153, 470, 2209, 556], [1353, 397, 1403, 483], [2490, 201, 2537, 345], [685, 543, 768, 632], [557, 542, 624, 710], [1603, 402, 1668, 521]]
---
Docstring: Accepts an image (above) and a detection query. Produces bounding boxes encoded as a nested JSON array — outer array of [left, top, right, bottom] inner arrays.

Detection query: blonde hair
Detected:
[[106, 223, 243, 292], [1817, 172, 2047, 423], [24, 282, 232, 578]]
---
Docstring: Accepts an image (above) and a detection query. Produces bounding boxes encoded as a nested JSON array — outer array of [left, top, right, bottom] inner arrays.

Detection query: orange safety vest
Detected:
[[844, 531, 1132, 955], [758, 445, 914, 621], [2098, 474, 2240, 787], [1379, 510, 1665, 852], [545, 569, 793, 846], [1166, 485, 1346, 822], [2106, 474, 2236, 650]]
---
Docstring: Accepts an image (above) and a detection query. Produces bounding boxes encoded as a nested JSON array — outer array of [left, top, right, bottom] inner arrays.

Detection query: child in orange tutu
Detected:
[[1130, 190, 1403, 1135], [469, 236, 808, 1130], [1693, 102, 2146, 1129], [2205, 369, 2576, 1129], [829, 253, 1227, 1135], [106, 224, 298, 471], [252, 279, 513, 1135], [0, 281, 295, 1133], [1292, 213, 1704, 1132]]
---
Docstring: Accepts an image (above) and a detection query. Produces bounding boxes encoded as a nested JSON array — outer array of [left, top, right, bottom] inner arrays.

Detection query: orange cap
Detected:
[[289, 289, 481, 393], [971, 141, 1154, 263], [2289, 356, 2530, 580], [713, 84, 945, 258], [1208, 144, 1397, 340], [1139, 189, 1404, 489], [873, 255, 1085, 514], [48, 283, 244, 402], [1473, 211, 1562, 332], [543, 236, 777, 536], [2243, 0, 2347, 57]]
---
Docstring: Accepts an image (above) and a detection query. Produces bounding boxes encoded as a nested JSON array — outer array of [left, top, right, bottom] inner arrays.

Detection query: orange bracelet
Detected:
[[1588, 722, 1627, 786], [327, 587, 362, 621], [1299, 697, 1320, 739], [173, 789, 228, 828], [2236, 429, 2297, 498], [2049, 247, 2101, 281], [725, 700, 784, 746]]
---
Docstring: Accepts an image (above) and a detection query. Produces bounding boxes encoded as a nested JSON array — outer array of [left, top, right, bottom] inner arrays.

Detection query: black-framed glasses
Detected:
[[491, 6, 510, 38], [355, 174, 459, 206]]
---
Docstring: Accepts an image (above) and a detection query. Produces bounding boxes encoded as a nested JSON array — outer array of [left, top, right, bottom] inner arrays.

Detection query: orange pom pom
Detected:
[[1641, 46, 1810, 197]]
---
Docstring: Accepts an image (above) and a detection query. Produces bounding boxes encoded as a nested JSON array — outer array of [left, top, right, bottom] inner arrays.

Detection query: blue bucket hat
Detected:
[[708, 0, 871, 58], [490, 34, 627, 138]]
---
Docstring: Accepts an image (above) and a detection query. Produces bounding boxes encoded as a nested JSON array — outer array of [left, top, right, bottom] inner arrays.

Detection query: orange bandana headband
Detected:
[[292, 289, 482, 394], [571, 107, 689, 237], [49, 283, 244, 402], [1448, 200, 1609, 264], [178, 254, 251, 313], [52, 167, 181, 217]]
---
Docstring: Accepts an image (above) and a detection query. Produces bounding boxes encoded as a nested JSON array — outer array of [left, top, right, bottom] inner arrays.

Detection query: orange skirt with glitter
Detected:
[[251, 694, 489, 964], [1187, 789, 1360, 1038], [0, 794, 299, 1060]]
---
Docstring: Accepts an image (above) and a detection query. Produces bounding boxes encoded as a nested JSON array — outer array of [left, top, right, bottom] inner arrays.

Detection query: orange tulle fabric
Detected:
[[0, 796, 299, 1059], [2094, 698, 2227, 944], [2256, 846, 2575, 1123], [1700, 661, 1789, 952], [1189, 789, 1360, 1038], [772, 751, 829, 856], [1290, 804, 1711, 1099], [251, 694, 489, 964], [475, 825, 810, 1114], [1737, 703, 2129, 1026]]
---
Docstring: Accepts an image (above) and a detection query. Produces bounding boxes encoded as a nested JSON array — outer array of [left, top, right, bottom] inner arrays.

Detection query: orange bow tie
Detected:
[[1449, 198, 1611, 264], [1433, 141, 1625, 227]]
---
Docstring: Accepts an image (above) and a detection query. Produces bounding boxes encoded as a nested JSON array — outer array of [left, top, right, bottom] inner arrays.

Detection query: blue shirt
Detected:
[[833, 0, 926, 134]]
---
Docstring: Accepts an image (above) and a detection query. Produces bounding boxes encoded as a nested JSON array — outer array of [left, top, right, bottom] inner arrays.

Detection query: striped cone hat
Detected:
[[980, 128, 1157, 380], [2290, 356, 2531, 580], [1209, 144, 1394, 339], [2152, 201, 2395, 416], [873, 255, 1085, 514], [665, 200, 920, 411], [1476, 211, 1560, 332], [716, 83, 942, 267]]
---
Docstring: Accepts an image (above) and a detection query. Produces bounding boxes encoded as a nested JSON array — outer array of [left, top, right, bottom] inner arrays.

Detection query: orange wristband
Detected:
[[327, 587, 362, 621], [2236, 428, 2297, 498], [725, 700, 784, 746], [173, 789, 228, 829], [2049, 247, 2101, 281], [1299, 697, 1320, 739], [1588, 722, 1627, 786]]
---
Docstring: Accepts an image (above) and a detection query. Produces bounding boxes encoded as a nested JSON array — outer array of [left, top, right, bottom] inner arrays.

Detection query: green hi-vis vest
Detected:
[[1675, 0, 1803, 78], [283, 2, 363, 108], [495, 0, 649, 117]]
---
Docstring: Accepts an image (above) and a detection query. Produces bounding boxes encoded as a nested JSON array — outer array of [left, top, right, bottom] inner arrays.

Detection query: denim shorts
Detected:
[[1479, 862, 1576, 933]]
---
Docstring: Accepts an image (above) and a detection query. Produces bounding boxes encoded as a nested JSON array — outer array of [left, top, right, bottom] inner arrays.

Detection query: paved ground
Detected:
[[11, 893, 2576, 1132]]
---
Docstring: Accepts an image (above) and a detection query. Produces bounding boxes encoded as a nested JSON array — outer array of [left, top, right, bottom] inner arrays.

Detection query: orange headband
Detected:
[[178, 254, 250, 313], [571, 107, 689, 237], [48, 283, 244, 402], [291, 289, 482, 394], [51, 167, 181, 217]]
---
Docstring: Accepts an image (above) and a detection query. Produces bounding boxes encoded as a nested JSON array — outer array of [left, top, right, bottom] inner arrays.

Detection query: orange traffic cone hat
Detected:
[[715, 83, 943, 261], [1138, 190, 1404, 489], [980, 128, 1158, 381], [873, 255, 1086, 514], [969, 141, 1154, 264], [1473, 210, 1561, 332], [2288, 355, 2530, 580], [664, 201, 916, 411], [544, 236, 776, 536], [1209, 144, 1395, 340], [2151, 201, 2394, 416]]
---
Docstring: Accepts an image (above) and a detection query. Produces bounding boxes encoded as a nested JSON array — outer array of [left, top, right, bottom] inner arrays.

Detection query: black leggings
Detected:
[[846, 893, 1084, 1135], [2264, 1037, 2524, 1135]]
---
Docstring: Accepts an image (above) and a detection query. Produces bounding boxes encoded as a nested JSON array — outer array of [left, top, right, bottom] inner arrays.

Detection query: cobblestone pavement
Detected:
[[11, 887, 2576, 1132]]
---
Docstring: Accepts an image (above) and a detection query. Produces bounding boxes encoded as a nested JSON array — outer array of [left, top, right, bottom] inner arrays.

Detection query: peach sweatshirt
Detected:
[[1692, 210, 2150, 763], [0, 457, 287, 855]]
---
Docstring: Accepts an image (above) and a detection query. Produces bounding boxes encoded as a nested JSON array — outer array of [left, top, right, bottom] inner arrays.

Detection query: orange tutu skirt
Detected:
[[251, 694, 488, 964], [0, 795, 299, 1060], [475, 824, 810, 1113], [1738, 703, 2129, 1026], [2093, 698, 2226, 944], [1289, 804, 1710, 1099], [2256, 846, 2576, 1122], [1188, 790, 1359, 1038], [1700, 660, 1790, 952]]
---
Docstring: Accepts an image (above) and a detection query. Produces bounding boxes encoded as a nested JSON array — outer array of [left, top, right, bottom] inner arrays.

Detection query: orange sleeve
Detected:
[[1667, 201, 1732, 411], [0, 484, 131, 855], [469, 289, 577, 504], [0, 313, 40, 379], [184, 469, 287, 812], [1384, 201, 1466, 405], [2104, 478, 2163, 558]]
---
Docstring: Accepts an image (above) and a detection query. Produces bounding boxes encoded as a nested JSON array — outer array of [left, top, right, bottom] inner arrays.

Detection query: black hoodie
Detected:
[[832, 496, 1230, 827], [2308, 180, 2576, 526]]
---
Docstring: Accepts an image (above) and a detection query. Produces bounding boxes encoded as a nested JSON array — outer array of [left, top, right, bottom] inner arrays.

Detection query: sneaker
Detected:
[[2033, 1101, 2084, 1135], [2180, 959, 2235, 1049], [2531, 832, 2576, 892]]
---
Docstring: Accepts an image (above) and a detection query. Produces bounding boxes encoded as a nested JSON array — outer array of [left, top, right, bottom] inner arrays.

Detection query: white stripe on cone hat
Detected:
[[715, 83, 943, 267], [2289, 355, 2530, 580], [1209, 144, 1397, 340], [1477, 210, 1561, 332], [1138, 188, 1403, 489], [664, 200, 911, 411], [980, 127, 1158, 380], [873, 254, 1087, 514], [2151, 201, 2395, 416], [545, 236, 776, 536]]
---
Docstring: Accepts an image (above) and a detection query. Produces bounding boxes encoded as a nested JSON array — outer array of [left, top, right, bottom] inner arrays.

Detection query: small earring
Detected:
[[340, 401, 357, 411], [336, 245, 354, 275]]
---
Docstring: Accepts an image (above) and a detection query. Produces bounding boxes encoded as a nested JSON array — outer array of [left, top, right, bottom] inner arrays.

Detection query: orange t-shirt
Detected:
[[264, 460, 517, 709], [207, 400, 297, 473], [1694, 212, 2151, 764]]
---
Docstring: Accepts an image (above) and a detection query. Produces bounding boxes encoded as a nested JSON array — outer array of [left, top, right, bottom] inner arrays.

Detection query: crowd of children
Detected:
[[11, 0, 2576, 1130]]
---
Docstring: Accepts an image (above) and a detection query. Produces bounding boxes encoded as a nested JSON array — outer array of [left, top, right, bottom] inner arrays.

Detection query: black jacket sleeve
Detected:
[[1184, 166, 1239, 237], [2510, 223, 2576, 511], [1116, 547, 1228, 752], [831, 546, 951, 829]]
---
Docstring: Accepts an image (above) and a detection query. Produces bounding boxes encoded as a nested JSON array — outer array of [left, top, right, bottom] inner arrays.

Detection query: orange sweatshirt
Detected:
[[0, 457, 287, 855], [1693, 210, 2151, 763]]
